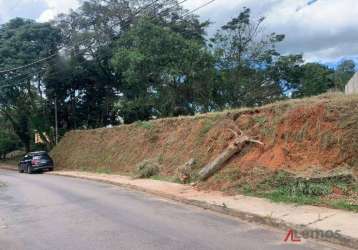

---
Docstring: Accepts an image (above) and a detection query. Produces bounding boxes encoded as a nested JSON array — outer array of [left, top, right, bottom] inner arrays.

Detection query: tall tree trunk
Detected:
[[198, 129, 263, 181]]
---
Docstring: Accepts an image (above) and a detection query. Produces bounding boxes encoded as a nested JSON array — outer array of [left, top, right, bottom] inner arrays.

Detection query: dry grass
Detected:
[[49, 92, 358, 211], [51, 92, 358, 186], [134, 159, 160, 178]]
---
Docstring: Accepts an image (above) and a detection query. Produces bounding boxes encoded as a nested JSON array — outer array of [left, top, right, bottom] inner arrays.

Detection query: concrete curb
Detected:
[[47, 171, 357, 249], [0, 165, 17, 172]]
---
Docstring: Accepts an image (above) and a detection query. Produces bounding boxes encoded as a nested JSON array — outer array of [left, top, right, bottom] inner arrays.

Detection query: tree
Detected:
[[51, 0, 212, 124], [0, 116, 21, 159], [267, 54, 304, 95], [0, 130, 19, 159], [111, 17, 215, 122], [293, 63, 334, 97], [1, 1, 349, 151], [0, 18, 60, 70], [0, 18, 61, 150], [210, 7, 292, 107], [332, 60, 356, 91]]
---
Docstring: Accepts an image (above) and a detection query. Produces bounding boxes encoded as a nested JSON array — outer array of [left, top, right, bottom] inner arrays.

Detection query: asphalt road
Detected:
[[0, 169, 348, 250]]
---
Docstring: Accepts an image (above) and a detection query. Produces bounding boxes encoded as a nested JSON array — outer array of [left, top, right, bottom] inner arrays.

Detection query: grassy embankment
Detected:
[[48, 93, 358, 211]]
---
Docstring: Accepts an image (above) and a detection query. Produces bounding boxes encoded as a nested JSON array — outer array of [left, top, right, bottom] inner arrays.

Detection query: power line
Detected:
[[0, 0, 216, 77], [0, 54, 57, 74], [0, 68, 48, 90], [154, 0, 190, 19], [296, 0, 319, 12], [0, 0, 171, 75], [0, 1, 173, 82], [134, 0, 163, 15], [0, 5, 217, 94], [181, 0, 216, 18]]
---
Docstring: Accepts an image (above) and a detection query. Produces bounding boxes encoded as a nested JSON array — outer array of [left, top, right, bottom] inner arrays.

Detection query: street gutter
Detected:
[[45, 170, 358, 249], [0, 165, 356, 249], [0, 164, 17, 171]]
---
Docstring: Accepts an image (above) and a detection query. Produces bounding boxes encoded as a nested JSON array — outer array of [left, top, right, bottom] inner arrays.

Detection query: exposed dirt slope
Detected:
[[51, 93, 358, 191]]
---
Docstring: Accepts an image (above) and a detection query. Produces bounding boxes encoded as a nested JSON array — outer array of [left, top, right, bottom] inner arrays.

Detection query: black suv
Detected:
[[18, 151, 54, 174]]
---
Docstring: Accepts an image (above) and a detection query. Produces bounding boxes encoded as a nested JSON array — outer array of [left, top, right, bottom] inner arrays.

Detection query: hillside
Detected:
[[51, 93, 358, 206]]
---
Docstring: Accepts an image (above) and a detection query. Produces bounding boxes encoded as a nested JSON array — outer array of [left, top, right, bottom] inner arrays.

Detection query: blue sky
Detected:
[[1, 0, 358, 66]]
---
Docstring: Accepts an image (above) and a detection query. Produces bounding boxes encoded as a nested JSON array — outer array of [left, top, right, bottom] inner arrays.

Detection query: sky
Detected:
[[0, 0, 358, 65]]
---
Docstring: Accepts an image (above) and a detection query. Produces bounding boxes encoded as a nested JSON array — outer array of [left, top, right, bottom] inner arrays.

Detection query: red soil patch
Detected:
[[52, 94, 358, 193], [231, 104, 343, 172]]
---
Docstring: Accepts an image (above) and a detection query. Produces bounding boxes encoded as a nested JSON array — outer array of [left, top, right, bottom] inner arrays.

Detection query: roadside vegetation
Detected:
[[0, 155, 23, 166], [0, 1, 355, 154], [240, 169, 358, 212], [0, 1, 357, 213], [50, 93, 358, 212]]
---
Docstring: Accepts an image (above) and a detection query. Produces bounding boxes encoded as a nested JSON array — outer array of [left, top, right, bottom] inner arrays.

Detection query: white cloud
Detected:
[[0, 1, 16, 22], [263, 0, 358, 61], [1, 0, 358, 63], [184, 0, 358, 62], [37, 0, 80, 22], [37, 8, 56, 22], [0, 0, 46, 23]]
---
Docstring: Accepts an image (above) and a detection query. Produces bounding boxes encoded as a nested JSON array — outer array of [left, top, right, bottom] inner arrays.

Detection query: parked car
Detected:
[[18, 151, 54, 174]]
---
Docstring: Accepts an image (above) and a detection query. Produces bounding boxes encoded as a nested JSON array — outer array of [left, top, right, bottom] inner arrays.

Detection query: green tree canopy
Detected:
[[333, 60, 356, 90], [210, 8, 302, 107], [0, 18, 61, 151], [111, 17, 215, 122], [293, 63, 334, 98]]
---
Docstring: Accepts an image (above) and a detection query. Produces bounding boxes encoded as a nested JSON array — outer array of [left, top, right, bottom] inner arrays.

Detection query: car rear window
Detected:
[[33, 154, 50, 160]]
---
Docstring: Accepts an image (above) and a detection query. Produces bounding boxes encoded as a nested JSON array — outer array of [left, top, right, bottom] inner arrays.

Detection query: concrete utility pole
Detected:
[[54, 95, 58, 145]]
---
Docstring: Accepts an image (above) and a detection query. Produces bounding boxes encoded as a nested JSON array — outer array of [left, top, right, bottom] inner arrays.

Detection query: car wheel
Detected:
[[27, 165, 33, 174], [18, 167, 24, 173], [48, 167, 54, 172]]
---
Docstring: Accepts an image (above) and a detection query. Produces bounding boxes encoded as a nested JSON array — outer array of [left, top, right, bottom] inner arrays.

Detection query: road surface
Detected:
[[0, 169, 348, 250]]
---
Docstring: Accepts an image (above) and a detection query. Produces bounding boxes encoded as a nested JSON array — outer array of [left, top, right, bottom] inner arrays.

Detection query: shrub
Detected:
[[135, 160, 160, 178], [135, 121, 153, 130]]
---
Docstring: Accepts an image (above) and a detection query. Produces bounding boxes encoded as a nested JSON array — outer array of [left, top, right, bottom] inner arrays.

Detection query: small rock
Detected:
[[177, 159, 196, 183]]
